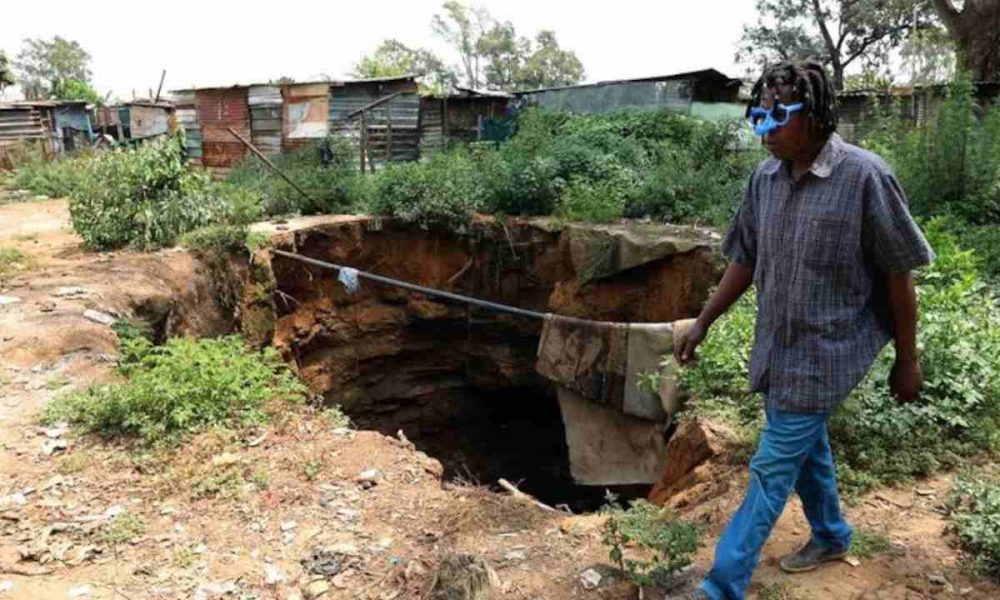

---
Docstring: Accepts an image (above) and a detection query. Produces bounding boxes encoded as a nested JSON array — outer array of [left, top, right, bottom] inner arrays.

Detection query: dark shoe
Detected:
[[779, 539, 848, 573], [663, 589, 711, 600]]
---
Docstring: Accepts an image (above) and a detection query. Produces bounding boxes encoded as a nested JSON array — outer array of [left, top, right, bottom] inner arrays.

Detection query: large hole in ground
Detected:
[[266, 220, 716, 512], [350, 382, 647, 513]]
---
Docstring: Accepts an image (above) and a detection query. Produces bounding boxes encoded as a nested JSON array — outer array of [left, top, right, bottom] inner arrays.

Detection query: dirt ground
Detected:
[[1, 198, 998, 599]]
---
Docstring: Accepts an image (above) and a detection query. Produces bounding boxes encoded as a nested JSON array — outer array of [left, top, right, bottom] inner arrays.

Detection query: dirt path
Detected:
[[1, 198, 997, 599]]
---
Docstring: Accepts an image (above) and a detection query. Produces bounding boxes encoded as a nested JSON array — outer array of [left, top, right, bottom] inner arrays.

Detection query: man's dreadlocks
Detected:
[[747, 60, 838, 139]]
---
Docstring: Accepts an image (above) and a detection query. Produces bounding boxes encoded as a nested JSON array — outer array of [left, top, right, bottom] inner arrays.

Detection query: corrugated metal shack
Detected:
[[282, 82, 330, 153], [7, 101, 95, 154], [248, 85, 282, 156], [0, 106, 48, 148], [171, 90, 202, 165], [195, 86, 250, 175], [419, 87, 513, 156], [328, 75, 420, 169], [94, 101, 174, 141], [837, 81, 1000, 142], [515, 69, 743, 117]]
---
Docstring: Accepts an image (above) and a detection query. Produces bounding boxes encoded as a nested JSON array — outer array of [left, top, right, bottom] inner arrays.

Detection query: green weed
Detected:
[[948, 474, 1000, 579], [101, 512, 145, 545], [851, 529, 893, 558]]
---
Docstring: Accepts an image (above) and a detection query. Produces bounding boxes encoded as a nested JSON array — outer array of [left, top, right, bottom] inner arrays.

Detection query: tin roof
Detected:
[[171, 74, 419, 94], [513, 68, 740, 95]]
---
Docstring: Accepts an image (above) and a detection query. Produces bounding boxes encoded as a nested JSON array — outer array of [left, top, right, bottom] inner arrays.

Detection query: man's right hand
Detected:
[[674, 321, 708, 366]]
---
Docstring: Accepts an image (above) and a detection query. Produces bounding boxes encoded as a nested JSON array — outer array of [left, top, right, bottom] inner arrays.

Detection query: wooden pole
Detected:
[[359, 112, 367, 174], [154, 70, 166, 103], [226, 127, 314, 204]]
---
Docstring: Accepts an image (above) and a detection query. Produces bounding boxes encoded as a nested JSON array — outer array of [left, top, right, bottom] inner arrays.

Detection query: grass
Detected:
[[757, 581, 799, 600], [56, 452, 90, 475], [301, 459, 322, 481], [174, 547, 196, 568], [0, 247, 34, 282], [851, 529, 893, 558], [101, 512, 145, 545]]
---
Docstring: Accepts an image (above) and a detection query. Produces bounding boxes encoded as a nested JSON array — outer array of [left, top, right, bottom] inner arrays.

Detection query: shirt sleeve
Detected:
[[721, 172, 757, 264], [862, 167, 935, 273]]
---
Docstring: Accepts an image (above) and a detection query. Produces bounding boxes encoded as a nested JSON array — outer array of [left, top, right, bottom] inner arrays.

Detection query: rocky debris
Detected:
[[303, 579, 331, 599], [649, 419, 736, 508], [0, 296, 21, 306], [54, 287, 89, 298], [301, 547, 349, 577], [579, 568, 602, 590], [356, 469, 381, 489], [193, 581, 237, 599], [42, 438, 69, 456], [429, 554, 498, 600], [265, 562, 286, 585], [82, 309, 115, 326], [68, 584, 92, 598], [37, 300, 56, 312], [0, 494, 27, 510], [0, 580, 12, 594]]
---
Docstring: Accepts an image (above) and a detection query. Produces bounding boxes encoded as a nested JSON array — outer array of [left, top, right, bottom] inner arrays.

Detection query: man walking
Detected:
[[668, 60, 934, 600]]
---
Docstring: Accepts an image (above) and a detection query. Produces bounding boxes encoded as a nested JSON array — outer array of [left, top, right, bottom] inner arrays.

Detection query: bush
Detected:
[[367, 151, 482, 231], [69, 135, 236, 250], [42, 334, 306, 444], [862, 76, 1000, 224], [948, 475, 1000, 578], [681, 220, 1000, 494], [601, 495, 701, 587], [224, 136, 362, 216], [5, 147, 92, 199]]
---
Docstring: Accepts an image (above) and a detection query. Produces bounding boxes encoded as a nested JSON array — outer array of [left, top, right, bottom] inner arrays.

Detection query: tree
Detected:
[[899, 26, 955, 85], [737, 0, 922, 90], [0, 50, 14, 93], [353, 39, 457, 94], [516, 31, 585, 90], [431, 2, 584, 91], [431, 1, 493, 89], [14, 37, 92, 100], [930, 0, 1000, 82], [51, 78, 102, 106]]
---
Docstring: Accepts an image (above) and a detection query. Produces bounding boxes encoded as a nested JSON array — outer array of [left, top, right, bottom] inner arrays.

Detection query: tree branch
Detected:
[[811, 0, 838, 60], [842, 23, 912, 69]]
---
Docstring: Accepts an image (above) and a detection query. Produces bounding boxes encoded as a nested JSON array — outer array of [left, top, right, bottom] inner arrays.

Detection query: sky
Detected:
[[0, 0, 758, 101]]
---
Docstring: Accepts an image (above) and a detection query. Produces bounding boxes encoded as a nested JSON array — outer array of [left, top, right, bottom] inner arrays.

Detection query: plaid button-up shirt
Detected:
[[723, 133, 934, 413]]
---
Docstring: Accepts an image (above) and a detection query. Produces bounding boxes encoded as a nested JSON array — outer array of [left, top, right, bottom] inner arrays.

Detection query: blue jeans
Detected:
[[700, 408, 852, 600]]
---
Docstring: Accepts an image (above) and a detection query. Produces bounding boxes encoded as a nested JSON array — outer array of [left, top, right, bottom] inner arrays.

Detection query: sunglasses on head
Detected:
[[747, 103, 804, 136]]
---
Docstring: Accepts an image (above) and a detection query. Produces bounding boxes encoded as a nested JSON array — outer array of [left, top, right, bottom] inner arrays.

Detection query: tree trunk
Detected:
[[832, 62, 845, 92], [933, 0, 1000, 81]]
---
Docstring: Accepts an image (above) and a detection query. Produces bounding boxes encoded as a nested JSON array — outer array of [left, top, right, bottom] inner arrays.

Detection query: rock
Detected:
[[356, 469, 380, 489], [195, 581, 237, 598], [915, 488, 937, 497], [37, 301, 56, 313], [68, 584, 92, 598], [302, 547, 345, 577], [303, 579, 330, 599], [66, 545, 98, 566], [579, 568, 602, 590], [42, 439, 68, 456], [82, 310, 115, 326], [54, 287, 89, 298], [0, 580, 13, 594], [0, 296, 21, 306], [0, 494, 27, 509], [281, 520, 297, 532], [193, 543, 207, 554], [429, 554, 497, 600], [42, 424, 69, 438], [928, 574, 948, 586], [843, 556, 861, 568], [265, 563, 286, 585], [503, 550, 526, 562], [648, 419, 735, 507], [104, 505, 125, 520], [286, 593, 303, 600], [332, 427, 351, 437]]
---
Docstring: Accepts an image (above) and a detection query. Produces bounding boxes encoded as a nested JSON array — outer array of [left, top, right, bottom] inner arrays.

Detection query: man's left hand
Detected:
[[890, 357, 923, 404]]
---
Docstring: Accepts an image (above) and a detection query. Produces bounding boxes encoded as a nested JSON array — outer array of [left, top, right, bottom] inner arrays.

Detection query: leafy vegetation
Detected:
[[0, 247, 34, 282], [682, 221, 1000, 494], [850, 529, 893, 558], [863, 76, 1000, 224], [948, 473, 1000, 578], [68, 135, 248, 250], [100, 512, 145, 545], [42, 330, 306, 445], [3, 147, 92, 199], [601, 495, 701, 587]]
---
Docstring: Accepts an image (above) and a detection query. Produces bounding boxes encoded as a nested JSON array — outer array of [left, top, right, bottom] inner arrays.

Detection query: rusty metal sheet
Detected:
[[201, 142, 246, 167], [129, 105, 172, 139], [0, 108, 46, 142], [284, 96, 328, 140], [283, 82, 330, 99], [248, 85, 282, 106]]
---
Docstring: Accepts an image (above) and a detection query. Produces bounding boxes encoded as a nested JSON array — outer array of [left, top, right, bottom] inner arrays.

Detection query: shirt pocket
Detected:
[[803, 217, 845, 271]]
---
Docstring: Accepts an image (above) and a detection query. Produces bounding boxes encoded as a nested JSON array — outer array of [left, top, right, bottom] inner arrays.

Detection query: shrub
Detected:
[[5, 147, 92, 199], [68, 135, 232, 250], [948, 475, 1000, 578], [681, 220, 1000, 494], [601, 495, 701, 587], [42, 335, 306, 444], [862, 75, 1000, 224], [367, 151, 482, 231]]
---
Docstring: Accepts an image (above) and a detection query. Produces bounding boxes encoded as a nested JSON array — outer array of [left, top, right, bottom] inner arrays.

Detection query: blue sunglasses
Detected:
[[747, 103, 804, 136]]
